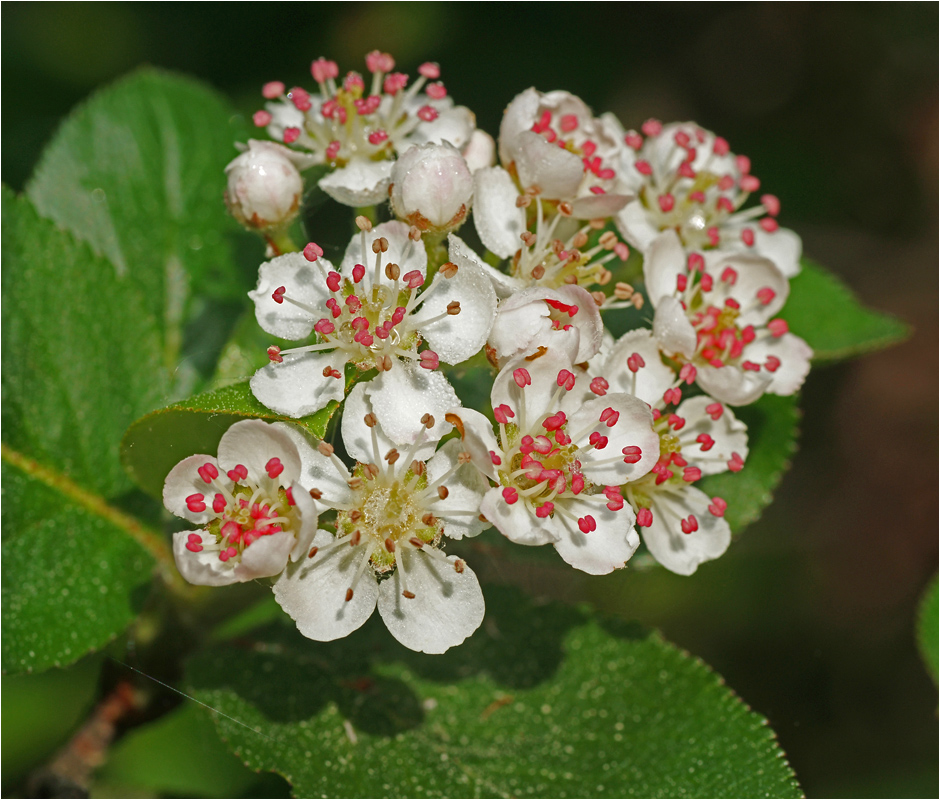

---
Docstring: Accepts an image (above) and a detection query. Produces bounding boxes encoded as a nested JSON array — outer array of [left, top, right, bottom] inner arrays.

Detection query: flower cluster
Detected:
[[172, 53, 813, 653]]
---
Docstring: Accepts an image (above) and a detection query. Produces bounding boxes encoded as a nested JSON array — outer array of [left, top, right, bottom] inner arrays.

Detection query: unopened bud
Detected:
[[224, 140, 303, 232], [390, 142, 473, 233]]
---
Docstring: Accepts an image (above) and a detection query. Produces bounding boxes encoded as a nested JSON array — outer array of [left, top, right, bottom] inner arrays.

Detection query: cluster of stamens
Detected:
[[492, 367, 644, 533], [267, 220, 458, 372], [184, 459, 295, 562], [254, 51, 448, 167], [306, 414, 473, 603], [626, 120, 782, 251]]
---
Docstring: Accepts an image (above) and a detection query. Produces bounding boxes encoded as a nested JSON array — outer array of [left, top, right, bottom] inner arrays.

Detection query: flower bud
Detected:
[[224, 140, 304, 232], [390, 142, 472, 233]]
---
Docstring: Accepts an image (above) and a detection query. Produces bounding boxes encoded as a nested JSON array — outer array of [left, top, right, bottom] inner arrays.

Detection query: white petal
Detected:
[[696, 363, 772, 407], [471, 167, 525, 259], [340, 219, 427, 283], [601, 328, 676, 406], [341, 381, 412, 463], [491, 346, 579, 431], [511, 131, 584, 199], [643, 230, 687, 308], [318, 159, 393, 207], [234, 531, 295, 580], [754, 226, 802, 278], [480, 487, 560, 545], [446, 407, 501, 482], [569, 192, 633, 220], [425, 438, 489, 540], [552, 502, 639, 575], [498, 88, 541, 165], [409, 105, 476, 151], [410, 258, 498, 365], [249, 252, 333, 340], [745, 333, 813, 396], [173, 530, 240, 586], [674, 396, 749, 476], [448, 232, 524, 298], [461, 129, 496, 173], [703, 251, 789, 324], [287, 482, 319, 562], [643, 486, 731, 576], [615, 200, 661, 252], [377, 549, 485, 654], [250, 350, 347, 418], [217, 418, 302, 486], [366, 363, 457, 456], [274, 531, 378, 641], [163, 455, 226, 525], [653, 297, 697, 358]]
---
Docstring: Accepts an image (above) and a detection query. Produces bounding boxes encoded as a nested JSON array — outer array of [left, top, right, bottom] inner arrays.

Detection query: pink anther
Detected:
[[324, 271, 342, 292], [735, 155, 751, 175], [589, 431, 608, 450], [417, 105, 438, 122], [600, 407, 620, 427], [418, 61, 440, 79], [391, 307, 406, 325], [570, 473, 585, 495], [325, 140, 341, 161], [402, 270, 424, 289], [679, 363, 697, 384], [186, 493, 206, 513], [543, 411, 567, 431], [759, 217, 779, 233], [493, 404, 515, 424], [756, 287, 776, 306], [627, 352, 645, 373], [228, 464, 248, 482], [680, 515, 699, 534], [636, 507, 653, 527], [420, 351, 439, 370], [253, 110, 272, 127], [578, 515, 597, 534], [271, 285, 286, 305], [383, 72, 409, 94], [683, 467, 702, 483], [740, 175, 760, 193], [198, 462, 219, 483], [311, 58, 339, 83], [345, 295, 362, 312], [535, 502, 554, 518], [740, 228, 755, 247], [764, 355, 781, 372], [658, 194, 675, 213], [713, 136, 730, 155], [624, 132, 644, 149], [513, 368, 532, 388], [590, 377, 609, 396], [641, 119, 662, 137], [708, 496, 728, 517], [366, 50, 395, 73], [614, 242, 630, 260], [314, 319, 335, 335], [303, 241, 324, 262], [556, 369, 576, 391], [351, 263, 365, 283], [696, 433, 715, 451], [266, 457, 284, 479], [368, 129, 389, 145], [676, 274, 688, 292], [663, 387, 682, 406], [635, 160, 653, 176], [667, 413, 685, 431], [728, 452, 745, 472], [426, 81, 447, 100], [761, 194, 780, 216], [283, 127, 301, 144], [768, 318, 789, 337], [502, 487, 518, 505], [262, 81, 285, 99], [721, 266, 738, 285], [290, 87, 312, 112]]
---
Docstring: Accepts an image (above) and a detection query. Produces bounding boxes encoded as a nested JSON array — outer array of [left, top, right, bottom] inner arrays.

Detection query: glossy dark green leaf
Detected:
[[121, 381, 338, 500], [787, 259, 909, 363], [917, 574, 938, 686], [186, 587, 801, 798]]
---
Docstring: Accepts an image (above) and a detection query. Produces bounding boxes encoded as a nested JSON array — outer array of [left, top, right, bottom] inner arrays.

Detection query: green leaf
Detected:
[[25, 67, 252, 393], [185, 587, 801, 798], [787, 259, 909, 363], [698, 393, 801, 534], [1, 453, 155, 674], [916, 574, 938, 686], [121, 381, 338, 500]]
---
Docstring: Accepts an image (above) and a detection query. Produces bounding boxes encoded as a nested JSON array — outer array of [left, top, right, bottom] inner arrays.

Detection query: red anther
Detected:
[[290, 87, 312, 112], [680, 515, 699, 534], [556, 369, 576, 391], [589, 431, 609, 450], [741, 324, 756, 344], [707, 226, 721, 246], [597, 167, 616, 180], [314, 319, 336, 336], [761, 194, 780, 216], [324, 367, 342, 379], [560, 113, 579, 133], [198, 462, 219, 483], [416, 105, 439, 122], [381, 72, 408, 95], [679, 363, 697, 384], [185, 493, 206, 513], [663, 387, 682, 406], [299, 241, 323, 263], [266, 345, 283, 364], [212, 493, 226, 513], [354, 95, 381, 116], [555, 430, 570, 445], [571, 473, 585, 495], [311, 58, 339, 83], [764, 355, 781, 372], [271, 285, 286, 304], [426, 81, 447, 99], [740, 175, 760, 193], [677, 160, 696, 179], [578, 515, 597, 534], [708, 496, 728, 517], [696, 433, 715, 451], [582, 140, 598, 157], [535, 502, 555, 518], [768, 318, 789, 337], [262, 80, 285, 99], [720, 266, 738, 285], [533, 435, 553, 455], [228, 464, 248, 482], [325, 140, 341, 161], [636, 507, 653, 527], [368, 129, 389, 145], [700, 273, 714, 292], [676, 274, 688, 292], [728, 452, 745, 472], [345, 295, 362, 312], [284, 487, 296, 507], [187, 533, 202, 542], [686, 253, 704, 273], [420, 351, 439, 370], [402, 270, 424, 289], [283, 127, 301, 144], [735, 154, 751, 174], [756, 287, 776, 306], [543, 411, 567, 431], [265, 457, 284, 479], [671, 452, 688, 467], [325, 298, 342, 318], [545, 298, 578, 316], [742, 360, 760, 372], [513, 368, 532, 388], [724, 297, 740, 310], [658, 193, 676, 213], [624, 132, 644, 149], [712, 136, 730, 155], [519, 435, 535, 454], [716, 196, 735, 213], [759, 217, 779, 233], [688, 190, 705, 204], [355, 331, 374, 347], [634, 160, 653, 176], [493, 403, 515, 424], [365, 50, 395, 73], [415, 62, 440, 80], [253, 110, 272, 127], [600, 407, 620, 427], [641, 119, 662, 137], [344, 72, 365, 92], [590, 377, 609, 396], [667, 413, 685, 430], [674, 130, 691, 148], [683, 467, 702, 483], [185, 540, 203, 553], [349, 263, 365, 284], [531, 110, 552, 134], [622, 446, 643, 464], [627, 352, 645, 373], [489, 451, 502, 466], [391, 307, 406, 325], [321, 99, 338, 119], [221, 521, 242, 543]]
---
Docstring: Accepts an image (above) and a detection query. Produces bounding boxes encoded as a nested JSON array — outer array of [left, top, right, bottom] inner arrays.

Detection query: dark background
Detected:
[[3, 3, 937, 797]]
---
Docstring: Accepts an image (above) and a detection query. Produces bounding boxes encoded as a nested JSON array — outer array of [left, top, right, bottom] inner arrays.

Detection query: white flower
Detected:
[[254, 55, 476, 207], [389, 142, 473, 234], [163, 420, 318, 586], [249, 220, 497, 419], [643, 229, 813, 405], [273, 384, 488, 654], [611, 119, 802, 277], [224, 140, 310, 233], [449, 343, 660, 575], [460, 129, 496, 173]]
